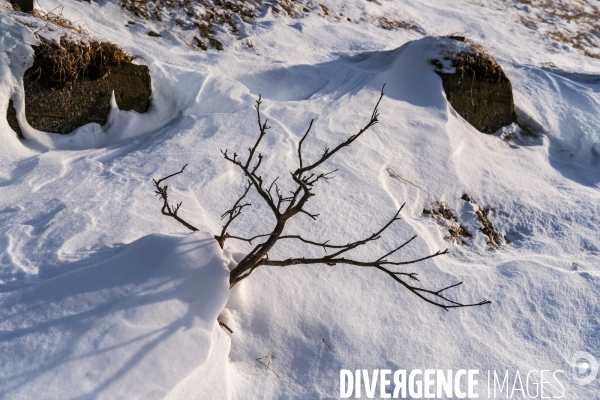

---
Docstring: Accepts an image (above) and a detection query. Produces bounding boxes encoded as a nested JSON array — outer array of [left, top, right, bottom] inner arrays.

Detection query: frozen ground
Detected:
[[1, 0, 599, 398]]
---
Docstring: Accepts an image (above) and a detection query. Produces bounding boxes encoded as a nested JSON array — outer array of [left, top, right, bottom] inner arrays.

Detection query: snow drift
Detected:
[[0, 232, 231, 399]]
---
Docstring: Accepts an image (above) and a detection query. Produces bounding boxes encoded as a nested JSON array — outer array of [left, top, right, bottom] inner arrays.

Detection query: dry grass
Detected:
[[14, 6, 88, 35], [120, 0, 315, 50], [423, 202, 473, 245], [441, 37, 508, 83], [120, 0, 263, 50], [29, 7, 88, 34], [424, 202, 456, 221], [447, 225, 473, 243], [425, 196, 510, 248], [461, 194, 509, 248], [516, 120, 537, 138], [119, 0, 424, 51], [375, 16, 424, 33], [474, 206, 507, 248], [29, 38, 137, 88], [12, 4, 138, 88], [318, 3, 329, 16], [468, 0, 600, 59]]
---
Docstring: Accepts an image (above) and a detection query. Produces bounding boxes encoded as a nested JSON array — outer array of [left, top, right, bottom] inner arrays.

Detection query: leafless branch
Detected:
[[222, 86, 489, 310], [218, 320, 233, 334], [154, 86, 490, 311], [153, 164, 198, 232], [256, 355, 280, 379], [215, 181, 253, 248]]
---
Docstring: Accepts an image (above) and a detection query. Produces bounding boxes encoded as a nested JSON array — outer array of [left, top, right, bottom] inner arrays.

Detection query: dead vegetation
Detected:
[[120, 0, 281, 50], [29, 7, 88, 34], [13, 6, 87, 34], [500, 118, 541, 145], [375, 16, 424, 34], [462, 194, 509, 248], [474, 206, 507, 248], [438, 36, 508, 84], [256, 355, 280, 379], [28, 38, 138, 89], [154, 88, 490, 310], [469, 0, 600, 59], [516, 120, 537, 138], [12, 6, 138, 89], [386, 168, 423, 190], [425, 195, 509, 248], [423, 202, 456, 221], [118, 0, 424, 51], [423, 202, 473, 245]]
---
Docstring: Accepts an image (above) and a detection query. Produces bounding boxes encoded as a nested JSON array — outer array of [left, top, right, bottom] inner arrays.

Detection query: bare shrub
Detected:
[[154, 88, 490, 310]]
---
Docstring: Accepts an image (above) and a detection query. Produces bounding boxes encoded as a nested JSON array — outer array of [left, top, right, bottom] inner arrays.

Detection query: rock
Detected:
[[434, 41, 517, 133], [20, 61, 151, 134], [7, 100, 24, 139], [9, 0, 34, 12]]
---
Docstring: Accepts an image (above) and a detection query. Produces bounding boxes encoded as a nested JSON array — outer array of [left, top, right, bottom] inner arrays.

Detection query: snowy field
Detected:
[[1, 0, 600, 398]]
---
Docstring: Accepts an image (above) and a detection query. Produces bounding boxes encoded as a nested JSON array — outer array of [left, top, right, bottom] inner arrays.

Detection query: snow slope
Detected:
[[0, 231, 231, 399], [1, 0, 600, 398]]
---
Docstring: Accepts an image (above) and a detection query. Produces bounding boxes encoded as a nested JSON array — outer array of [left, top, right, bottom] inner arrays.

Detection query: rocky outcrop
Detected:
[[7, 100, 24, 139], [20, 62, 151, 134], [433, 39, 517, 133], [9, 0, 34, 12], [6, 38, 152, 136]]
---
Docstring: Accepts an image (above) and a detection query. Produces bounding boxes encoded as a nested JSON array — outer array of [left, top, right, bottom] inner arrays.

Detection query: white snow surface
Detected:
[[1, 0, 600, 398]]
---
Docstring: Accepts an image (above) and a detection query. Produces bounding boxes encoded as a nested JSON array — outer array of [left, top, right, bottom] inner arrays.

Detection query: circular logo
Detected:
[[572, 351, 598, 386]]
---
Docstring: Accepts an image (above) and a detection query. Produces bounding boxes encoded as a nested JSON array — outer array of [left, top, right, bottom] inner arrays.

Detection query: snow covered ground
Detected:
[[1, 0, 600, 398]]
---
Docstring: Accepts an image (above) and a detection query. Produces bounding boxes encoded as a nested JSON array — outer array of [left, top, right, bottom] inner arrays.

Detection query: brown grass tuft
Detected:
[[446, 37, 507, 83], [30, 6, 88, 35], [376, 16, 423, 33], [28, 38, 138, 88], [468, 0, 600, 59], [424, 202, 473, 245], [121, 0, 259, 50]]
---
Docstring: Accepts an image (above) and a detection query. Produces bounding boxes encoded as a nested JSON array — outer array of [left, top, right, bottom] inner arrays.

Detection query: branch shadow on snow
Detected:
[[0, 232, 229, 399]]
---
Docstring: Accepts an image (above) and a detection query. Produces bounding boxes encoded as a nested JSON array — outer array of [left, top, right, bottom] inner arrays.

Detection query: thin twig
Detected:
[[153, 164, 198, 232], [256, 356, 280, 379], [218, 320, 233, 334]]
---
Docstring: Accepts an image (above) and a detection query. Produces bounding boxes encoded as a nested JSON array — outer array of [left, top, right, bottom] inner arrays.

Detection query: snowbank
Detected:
[[0, 232, 231, 399]]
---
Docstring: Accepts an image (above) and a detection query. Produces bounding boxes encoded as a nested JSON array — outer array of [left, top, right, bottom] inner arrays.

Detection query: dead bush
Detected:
[[154, 88, 490, 310]]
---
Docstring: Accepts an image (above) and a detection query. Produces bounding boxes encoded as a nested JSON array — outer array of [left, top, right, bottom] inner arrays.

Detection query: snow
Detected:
[[0, 231, 231, 398], [1, 0, 600, 398]]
